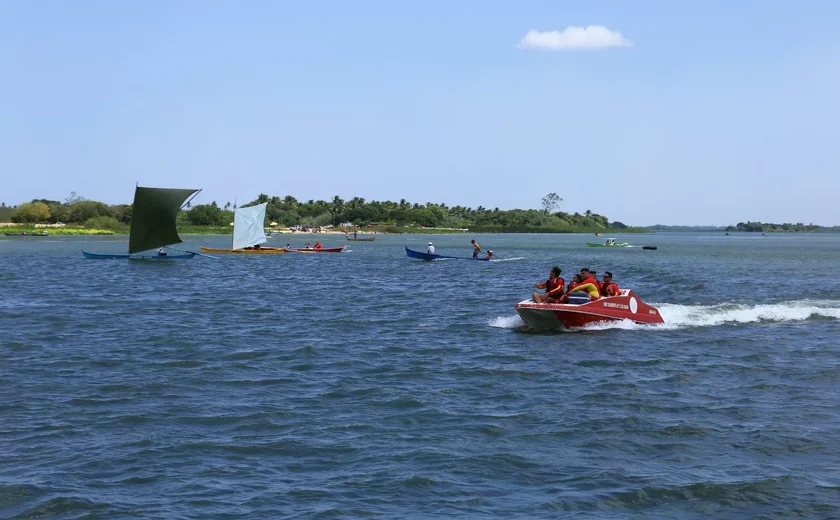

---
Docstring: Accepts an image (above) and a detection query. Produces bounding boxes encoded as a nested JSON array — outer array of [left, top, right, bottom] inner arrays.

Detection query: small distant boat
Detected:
[[5, 231, 48, 237], [346, 236, 375, 241], [642, 245, 658, 250], [586, 238, 629, 248], [405, 246, 491, 261], [287, 246, 345, 253], [514, 289, 664, 330], [82, 185, 201, 260], [199, 203, 285, 254]]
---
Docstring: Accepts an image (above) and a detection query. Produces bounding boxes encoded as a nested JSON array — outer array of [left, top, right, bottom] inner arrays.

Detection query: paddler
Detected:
[[471, 239, 481, 258], [426, 242, 435, 254], [533, 266, 565, 303]]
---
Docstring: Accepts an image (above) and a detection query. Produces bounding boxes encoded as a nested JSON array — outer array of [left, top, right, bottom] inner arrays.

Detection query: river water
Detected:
[[2, 233, 839, 518]]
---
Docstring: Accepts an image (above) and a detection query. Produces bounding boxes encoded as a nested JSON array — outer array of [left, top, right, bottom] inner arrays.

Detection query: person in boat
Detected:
[[426, 242, 435, 254], [601, 271, 620, 297], [471, 239, 481, 258], [567, 273, 582, 292], [157, 247, 167, 256], [314, 241, 323, 249], [486, 250, 494, 259], [569, 268, 600, 300], [254, 244, 261, 250], [305, 242, 312, 249], [354, 229, 358, 239], [591, 271, 602, 292], [533, 266, 565, 303]]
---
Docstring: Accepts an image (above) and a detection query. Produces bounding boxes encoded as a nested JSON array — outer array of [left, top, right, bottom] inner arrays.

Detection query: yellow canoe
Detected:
[[199, 246, 286, 254]]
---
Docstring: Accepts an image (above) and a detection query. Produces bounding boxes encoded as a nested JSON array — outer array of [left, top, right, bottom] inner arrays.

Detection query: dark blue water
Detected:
[[2, 233, 840, 518]]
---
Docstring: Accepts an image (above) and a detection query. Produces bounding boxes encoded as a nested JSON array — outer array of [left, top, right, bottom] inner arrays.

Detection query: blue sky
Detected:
[[1, 1, 838, 225]]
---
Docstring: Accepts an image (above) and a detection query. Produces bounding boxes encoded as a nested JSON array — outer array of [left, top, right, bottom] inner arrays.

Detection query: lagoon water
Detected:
[[2, 232, 840, 518]]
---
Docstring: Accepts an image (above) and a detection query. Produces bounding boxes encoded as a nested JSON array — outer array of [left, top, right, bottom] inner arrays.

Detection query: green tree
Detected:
[[68, 201, 112, 223], [11, 202, 51, 223], [186, 203, 223, 226]]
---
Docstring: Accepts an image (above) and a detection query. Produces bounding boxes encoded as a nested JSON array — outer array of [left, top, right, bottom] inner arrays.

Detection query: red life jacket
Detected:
[[602, 282, 619, 297], [544, 277, 565, 297]]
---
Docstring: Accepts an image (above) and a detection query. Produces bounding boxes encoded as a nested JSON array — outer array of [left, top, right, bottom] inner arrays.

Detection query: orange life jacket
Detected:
[[546, 277, 565, 297], [601, 282, 620, 297]]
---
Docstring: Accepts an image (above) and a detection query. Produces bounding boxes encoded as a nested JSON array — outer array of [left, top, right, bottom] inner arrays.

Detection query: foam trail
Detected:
[[489, 315, 526, 329], [491, 257, 526, 262], [578, 300, 840, 331]]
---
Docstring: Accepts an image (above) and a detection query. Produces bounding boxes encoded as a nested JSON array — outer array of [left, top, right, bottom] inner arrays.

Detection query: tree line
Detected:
[[4, 191, 627, 231], [180, 192, 625, 231], [725, 221, 822, 233]]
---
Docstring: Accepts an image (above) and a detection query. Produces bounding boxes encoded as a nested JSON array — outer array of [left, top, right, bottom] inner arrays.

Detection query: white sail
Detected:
[[232, 203, 268, 250]]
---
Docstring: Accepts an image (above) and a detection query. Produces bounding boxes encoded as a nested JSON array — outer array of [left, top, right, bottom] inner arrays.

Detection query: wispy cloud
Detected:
[[517, 25, 633, 51]]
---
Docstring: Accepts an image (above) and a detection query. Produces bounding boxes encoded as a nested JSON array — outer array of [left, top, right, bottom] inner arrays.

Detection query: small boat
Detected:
[[286, 246, 345, 253], [346, 236, 375, 241], [586, 238, 629, 247], [199, 203, 285, 254], [514, 289, 664, 330], [5, 231, 48, 236], [82, 185, 202, 260], [642, 245, 658, 250], [405, 246, 491, 261]]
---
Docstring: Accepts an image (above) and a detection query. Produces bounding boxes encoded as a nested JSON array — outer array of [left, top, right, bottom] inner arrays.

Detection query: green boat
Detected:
[[586, 238, 629, 247]]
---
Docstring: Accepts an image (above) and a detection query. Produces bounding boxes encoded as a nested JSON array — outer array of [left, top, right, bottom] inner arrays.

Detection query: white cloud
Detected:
[[516, 25, 633, 51]]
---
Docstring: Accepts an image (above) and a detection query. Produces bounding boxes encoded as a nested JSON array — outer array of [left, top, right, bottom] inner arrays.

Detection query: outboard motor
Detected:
[[567, 292, 590, 305]]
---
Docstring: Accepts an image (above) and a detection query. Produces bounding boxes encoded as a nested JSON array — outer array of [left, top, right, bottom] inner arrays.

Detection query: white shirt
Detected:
[[427, 245, 435, 254]]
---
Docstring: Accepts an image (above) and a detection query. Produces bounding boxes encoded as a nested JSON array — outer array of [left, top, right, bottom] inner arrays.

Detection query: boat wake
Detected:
[[489, 299, 840, 331], [491, 257, 525, 262]]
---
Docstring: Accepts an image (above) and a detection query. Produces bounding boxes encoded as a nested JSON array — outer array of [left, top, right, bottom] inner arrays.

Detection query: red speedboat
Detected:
[[514, 289, 664, 330]]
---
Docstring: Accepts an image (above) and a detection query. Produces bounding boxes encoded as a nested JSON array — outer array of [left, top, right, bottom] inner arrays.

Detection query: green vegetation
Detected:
[[1, 191, 634, 234], [1, 225, 116, 235], [231, 192, 635, 232], [725, 221, 822, 233]]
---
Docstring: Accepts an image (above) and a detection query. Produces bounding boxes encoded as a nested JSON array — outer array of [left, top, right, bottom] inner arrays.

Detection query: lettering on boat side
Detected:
[[602, 302, 629, 310], [649, 310, 657, 314]]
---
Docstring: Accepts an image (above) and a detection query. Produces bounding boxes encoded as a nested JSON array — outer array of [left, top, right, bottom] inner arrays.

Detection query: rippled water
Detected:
[[2, 233, 840, 518]]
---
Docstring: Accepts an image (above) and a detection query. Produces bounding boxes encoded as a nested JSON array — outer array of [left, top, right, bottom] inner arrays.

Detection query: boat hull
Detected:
[[514, 290, 664, 330], [346, 237, 375, 241], [199, 246, 286, 254], [5, 232, 48, 237], [82, 250, 196, 260], [287, 247, 345, 253], [404, 246, 490, 261], [586, 242, 629, 247]]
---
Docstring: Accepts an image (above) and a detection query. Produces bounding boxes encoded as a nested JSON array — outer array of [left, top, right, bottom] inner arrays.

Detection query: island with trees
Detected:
[[0, 192, 641, 234]]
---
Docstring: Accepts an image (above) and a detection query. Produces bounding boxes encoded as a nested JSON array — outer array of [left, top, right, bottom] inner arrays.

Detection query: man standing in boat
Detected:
[[427, 242, 435, 254], [471, 239, 481, 258]]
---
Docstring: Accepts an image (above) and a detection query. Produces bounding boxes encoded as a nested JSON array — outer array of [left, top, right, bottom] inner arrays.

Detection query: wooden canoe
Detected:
[[199, 246, 286, 254]]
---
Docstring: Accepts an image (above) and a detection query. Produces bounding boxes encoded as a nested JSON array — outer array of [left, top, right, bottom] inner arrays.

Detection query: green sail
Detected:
[[128, 187, 199, 254]]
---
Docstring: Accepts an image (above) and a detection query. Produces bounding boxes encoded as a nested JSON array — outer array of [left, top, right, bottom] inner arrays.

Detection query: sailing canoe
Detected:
[[199, 246, 285, 254], [82, 186, 201, 259], [82, 251, 195, 260]]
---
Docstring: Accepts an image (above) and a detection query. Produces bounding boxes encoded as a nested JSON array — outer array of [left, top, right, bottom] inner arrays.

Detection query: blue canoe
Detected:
[[404, 246, 491, 261], [82, 250, 196, 260]]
